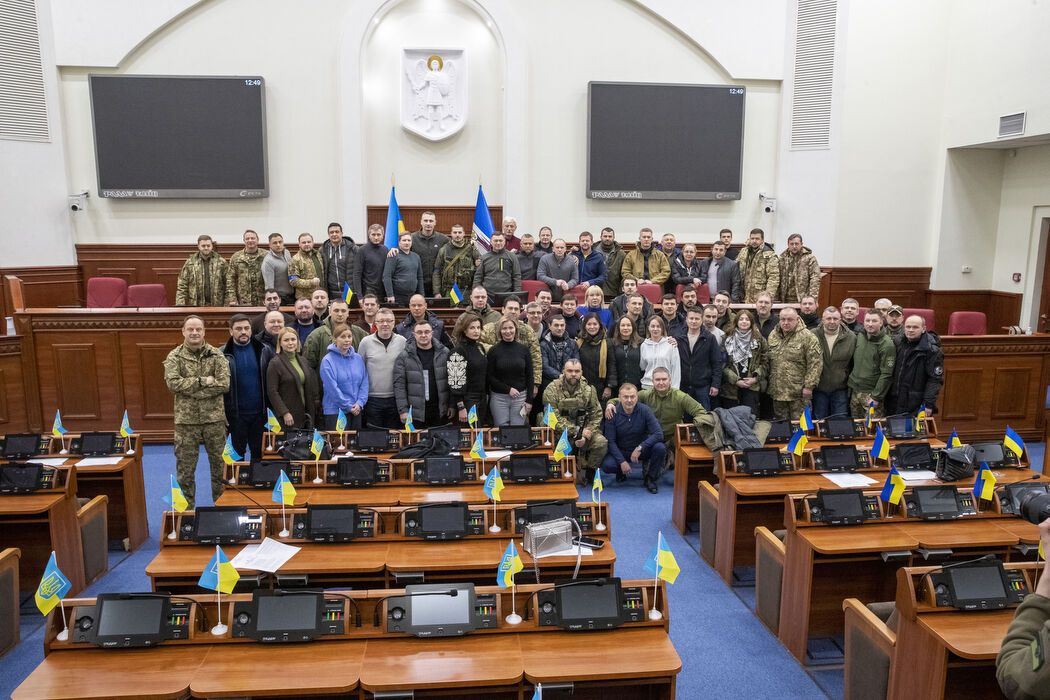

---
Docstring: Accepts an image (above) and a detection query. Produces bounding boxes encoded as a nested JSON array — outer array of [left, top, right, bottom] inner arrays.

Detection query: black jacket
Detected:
[[266, 352, 321, 429], [322, 238, 357, 299], [396, 310, 447, 347], [352, 241, 389, 297], [610, 341, 642, 390], [447, 338, 488, 406], [698, 257, 743, 302], [221, 336, 274, 420], [486, 339, 534, 400], [393, 340, 450, 424], [887, 331, 944, 414], [677, 328, 725, 392], [756, 313, 778, 339]]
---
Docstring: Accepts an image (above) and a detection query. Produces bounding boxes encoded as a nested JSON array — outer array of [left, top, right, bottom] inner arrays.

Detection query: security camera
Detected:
[[758, 193, 777, 214], [68, 191, 89, 213]]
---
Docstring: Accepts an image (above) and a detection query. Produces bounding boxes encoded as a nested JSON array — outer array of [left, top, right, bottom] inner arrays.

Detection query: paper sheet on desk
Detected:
[[480, 450, 513, 460], [75, 457, 124, 466], [821, 473, 877, 488], [28, 458, 69, 467], [536, 546, 594, 558], [898, 470, 938, 482], [230, 537, 300, 572]]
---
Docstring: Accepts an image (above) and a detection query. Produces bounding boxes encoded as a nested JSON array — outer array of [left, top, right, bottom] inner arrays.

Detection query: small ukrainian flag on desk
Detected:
[[787, 428, 808, 456], [947, 428, 962, 448], [1004, 426, 1026, 458], [973, 462, 996, 501], [870, 425, 890, 462], [879, 466, 905, 505], [484, 465, 504, 502], [272, 470, 297, 505], [449, 282, 463, 306], [266, 408, 283, 435], [198, 546, 239, 594], [34, 552, 72, 615], [119, 410, 134, 438], [553, 429, 572, 462], [470, 431, 487, 459], [643, 532, 681, 584], [221, 435, 241, 465], [798, 406, 814, 431]]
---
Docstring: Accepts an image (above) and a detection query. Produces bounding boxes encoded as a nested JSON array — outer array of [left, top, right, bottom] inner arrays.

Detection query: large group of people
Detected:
[[164, 218, 945, 505]]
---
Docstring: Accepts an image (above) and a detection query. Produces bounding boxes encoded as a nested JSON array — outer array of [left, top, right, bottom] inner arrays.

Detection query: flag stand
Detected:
[[123, 436, 134, 455], [337, 431, 347, 452], [648, 534, 663, 621], [211, 588, 228, 635], [266, 432, 275, 453], [56, 598, 69, 641], [280, 500, 290, 538], [505, 583, 522, 625], [313, 458, 323, 484], [167, 510, 177, 540], [488, 497, 501, 533], [57, 435, 68, 455], [478, 455, 486, 481], [544, 427, 552, 447], [594, 500, 606, 532], [228, 462, 237, 485], [562, 457, 571, 480]]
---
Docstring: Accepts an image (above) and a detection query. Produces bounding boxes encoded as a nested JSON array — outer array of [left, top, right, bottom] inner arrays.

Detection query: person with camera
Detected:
[[543, 359, 608, 485], [997, 516, 1050, 699]]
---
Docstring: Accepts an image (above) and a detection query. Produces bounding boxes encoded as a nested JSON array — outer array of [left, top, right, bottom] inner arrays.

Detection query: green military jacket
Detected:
[[738, 246, 780, 303], [777, 246, 821, 304], [302, 318, 367, 369], [225, 249, 266, 306], [480, 319, 542, 385], [720, 334, 769, 402], [175, 252, 228, 306], [814, 325, 857, 393], [288, 249, 325, 300], [163, 341, 231, 424], [997, 593, 1050, 699], [766, 325, 822, 401], [542, 378, 602, 434], [599, 242, 628, 298], [848, 327, 896, 399], [433, 240, 480, 299], [630, 387, 707, 440]]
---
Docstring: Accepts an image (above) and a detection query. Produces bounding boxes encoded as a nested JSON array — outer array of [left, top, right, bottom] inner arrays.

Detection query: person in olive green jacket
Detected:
[[605, 366, 707, 452], [720, 310, 769, 417], [620, 228, 670, 287], [288, 232, 325, 300], [163, 315, 231, 508], [812, 306, 856, 419], [302, 300, 367, 370], [847, 309, 896, 419], [766, 308, 822, 420], [225, 229, 266, 306], [997, 518, 1050, 700], [738, 228, 780, 303], [175, 235, 228, 307]]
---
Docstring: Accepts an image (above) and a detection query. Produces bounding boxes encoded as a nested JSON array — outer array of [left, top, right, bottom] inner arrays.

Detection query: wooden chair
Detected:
[[77, 496, 109, 585], [698, 481, 719, 565], [754, 526, 786, 633], [842, 598, 897, 700], [0, 548, 20, 657]]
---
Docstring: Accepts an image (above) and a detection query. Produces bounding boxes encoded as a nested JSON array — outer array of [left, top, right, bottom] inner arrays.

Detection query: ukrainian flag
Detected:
[[404, 406, 416, 433], [787, 428, 808, 456], [384, 186, 406, 249], [643, 531, 681, 584], [591, 469, 603, 502], [553, 429, 572, 462], [947, 428, 962, 448], [198, 545, 239, 594], [34, 551, 72, 615], [272, 470, 297, 506], [51, 410, 67, 437], [310, 429, 325, 460], [497, 540, 523, 588], [879, 466, 905, 505], [165, 474, 189, 512], [472, 185, 495, 254], [221, 435, 242, 465], [543, 404, 558, 431], [470, 431, 487, 459], [484, 465, 504, 502], [916, 404, 928, 423], [266, 408, 283, 435], [342, 281, 354, 305], [870, 425, 890, 461], [865, 400, 875, 430], [449, 282, 463, 306], [973, 462, 997, 501], [467, 405, 478, 428], [335, 409, 348, 434], [798, 406, 814, 431], [119, 410, 134, 438], [1004, 426, 1026, 458]]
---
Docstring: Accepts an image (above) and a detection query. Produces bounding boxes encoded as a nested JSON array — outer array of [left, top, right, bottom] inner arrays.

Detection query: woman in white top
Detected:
[[639, 315, 681, 389]]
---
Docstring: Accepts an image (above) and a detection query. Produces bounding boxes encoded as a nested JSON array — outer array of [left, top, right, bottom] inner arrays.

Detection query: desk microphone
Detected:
[[372, 588, 459, 627]]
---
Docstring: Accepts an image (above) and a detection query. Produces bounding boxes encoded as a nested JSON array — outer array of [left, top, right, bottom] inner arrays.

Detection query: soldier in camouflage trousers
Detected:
[[433, 224, 480, 301], [766, 307, 823, 420], [163, 316, 231, 508], [543, 359, 608, 484], [175, 235, 228, 307], [738, 228, 781, 303], [777, 234, 822, 304], [225, 230, 266, 306]]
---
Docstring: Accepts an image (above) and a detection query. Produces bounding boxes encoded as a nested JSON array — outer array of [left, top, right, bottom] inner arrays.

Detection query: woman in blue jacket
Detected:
[[319, 324, 369, 430]]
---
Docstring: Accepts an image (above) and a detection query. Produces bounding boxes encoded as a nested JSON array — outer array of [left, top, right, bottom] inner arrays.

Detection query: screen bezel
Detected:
[[913, 486, 962, 517], [423, 455, 466, 484], [944, 561, 1011, 610], [428, 426, 463, 448], [334, 457, 377, 485], [248, 460, 287, 487], [252, 591, 323, 635], [821, 445, 860, 471], [823, 417, 856, 438], [356, 429, 391, 450], [306, 504, 357, 540], [815, 489, 866, 523], [525, 500, 578, 525], [507, 454, 550, 481], [0, 463, 43, 491], [553, 577, 626, 629], [417, 503, 469, 536], [403, 583, 477, 636], [93, 594, 170, 647], [498, 425, 533, 448], [3, 434, 43, 458], [739, 448, 783, 474], [193, 506, 248, 542], [78, 432, 118, 456], [972, 442, 1006, 463], [896, 442, 933, 468], [765, 420, 793, 441]]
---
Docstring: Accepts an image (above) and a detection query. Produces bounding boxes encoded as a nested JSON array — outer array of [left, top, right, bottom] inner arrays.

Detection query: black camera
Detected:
[[1018, 489, 1050, 525]]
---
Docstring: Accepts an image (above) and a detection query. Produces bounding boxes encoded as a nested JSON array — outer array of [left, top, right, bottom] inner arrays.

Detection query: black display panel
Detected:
[[949, 565, 1007, 601], [89, 75, 267, 198], [741, 448, 781, 473], [819, 491, 865, 519], [3, 434, 43, 458], [0, 464, 43, 491], [973, 442, 1006, 463], [307, 505, 356, 536], [428, 426, 462, 448], [334, 457, 377, 484], [256, 594, 320, 632], [822, 445, 859, 470], [915, 487, 960, 514], [897, 443, 933, 468], [526, 500, 577, 524], [766, 420, 793, 441], [508, 455, 549, 478], [1005, 482, 1050, 513], [356, 430, 391, 450], [824, 417, 856, 438], [587, 82, 744, 200], [194, 508, 247, 539], [96, 597, 165, 637], [498, 425, 533, 448], [419, 504, 467, 535], [250, 461, 285, 486], [79, 432, 118, 455], [424, 456, 464, 482]]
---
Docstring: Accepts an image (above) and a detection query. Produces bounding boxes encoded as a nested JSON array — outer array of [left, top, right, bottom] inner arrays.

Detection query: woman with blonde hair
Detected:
[[266, 326, 321, 429]]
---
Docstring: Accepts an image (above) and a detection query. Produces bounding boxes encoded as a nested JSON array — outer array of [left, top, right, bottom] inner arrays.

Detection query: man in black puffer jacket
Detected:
[[887, 314, 944, 415], [393, 322, 451, 428], [352, 223, 389, 299]]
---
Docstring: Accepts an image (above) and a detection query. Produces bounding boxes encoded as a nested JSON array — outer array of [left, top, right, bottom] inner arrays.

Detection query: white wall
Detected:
[[994, 145, 1050, 320]]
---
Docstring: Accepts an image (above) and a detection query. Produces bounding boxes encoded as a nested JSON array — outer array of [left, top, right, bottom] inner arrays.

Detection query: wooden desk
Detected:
[[1, 548, 20, 656], [897, 520, 1018, 549], [215, 482, 581, 508], [672, 442, 714, 533], [361, 635, 522, 697], [191, 641, 365, 698]]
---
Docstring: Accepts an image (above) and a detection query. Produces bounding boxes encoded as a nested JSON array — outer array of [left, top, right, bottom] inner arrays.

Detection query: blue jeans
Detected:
[[601, 441, 668, 479], [812, 389, 849, 420], [685, 385, 713, 411]]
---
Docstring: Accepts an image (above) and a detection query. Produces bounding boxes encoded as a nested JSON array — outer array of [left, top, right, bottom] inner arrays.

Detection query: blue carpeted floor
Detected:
[[2, 443, 1044, 698]]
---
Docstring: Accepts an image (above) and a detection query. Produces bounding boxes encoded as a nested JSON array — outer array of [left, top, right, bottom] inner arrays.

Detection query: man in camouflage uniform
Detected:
[[597, 227, 627, 300], [433, 223, 479, 301], [225, 229, 266, 306], [543, 359, 607, 484], [175, 235, 228, 307], [288, 232, 325, 300], [480, 295, 543, 388], [848, 309, 896, 419], [766, 307, 822, 420], [163, 315, 231, 508], [738, 228, 781, 303], [778, 233, 822, 304]]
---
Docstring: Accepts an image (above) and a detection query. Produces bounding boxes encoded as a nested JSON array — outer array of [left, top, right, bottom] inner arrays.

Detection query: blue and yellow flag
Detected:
[[470, 431, 487, 459], [543, 404, 558, 431], [484, 465, 504, 502], [335, 409, 348, 434], [532, 685, 542, 700], [221, 435, 242, 465], [947, 428, 962, 448], [497, 540, 523, 588], [643, 531, 680, 584], [384, 187, 406, 248], [272, 470, 297, 506], [472, 184, 496, 254], [973, 462, 996, 501], [342, 281, 354, 305], [164, 474, 189, 512], [266, 408, 283, 435], [553, 428, 572, 462], [798, 406, 814, 431], [865, 400, 875, 431], [591, 469, 603, 503], [199, 545, 239, 594], [879, 466, 905, 505], [404, 406, 416, 433], [449, 282, 463, 306], [1004, 425, 1026, 458], [787, 428, 808, 456], [51, 410, 67, 438], [870, 425, 890, 461], [119, 410, 134, 438], [34, 551, 72, 615], [310, 429, 324, 460], [467, 404, 478, 429], [916, 404, 928, 424]]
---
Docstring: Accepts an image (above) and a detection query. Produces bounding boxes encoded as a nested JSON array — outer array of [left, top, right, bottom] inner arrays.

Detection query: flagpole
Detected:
[[314, 456, 323, 484], [211, 546, 228, 635], [56, 595, 69, 641], [648, 533, 664, 621], [489, 494, 501, 533], [562, 454, 571, 480], [506, 580, 522, 625], [594, 498, 606, 532], [280, 499, 290, 538], [168, 509, 177, 540]]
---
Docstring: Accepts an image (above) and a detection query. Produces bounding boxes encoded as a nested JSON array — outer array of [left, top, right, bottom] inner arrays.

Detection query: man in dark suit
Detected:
[[698, 241, 743, 302]]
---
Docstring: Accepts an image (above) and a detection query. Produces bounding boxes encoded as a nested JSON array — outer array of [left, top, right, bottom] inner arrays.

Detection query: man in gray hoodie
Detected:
[[261, 233, 294, 304], [537, 238, 580, 302]]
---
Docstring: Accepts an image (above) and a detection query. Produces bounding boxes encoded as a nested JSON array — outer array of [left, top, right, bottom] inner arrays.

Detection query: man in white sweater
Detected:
[[357, 308, 407, 429]]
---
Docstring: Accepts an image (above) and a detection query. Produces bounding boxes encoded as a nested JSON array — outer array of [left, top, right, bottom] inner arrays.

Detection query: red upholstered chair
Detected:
[[675, 284, 711, 304], [521, 280, 547, 302], [904, 308, 936, 332], [947, 311, 987, 335], [86, 277, 128, 308], [637, 283, 663, 305], [127, 284, 168, 307]]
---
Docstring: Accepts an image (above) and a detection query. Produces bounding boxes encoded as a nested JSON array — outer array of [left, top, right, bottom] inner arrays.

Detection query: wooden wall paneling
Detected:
[[34, 333, 123, 427], [940, 368, 982, 422], [928, 289, 1023, 335], [0, 337, 29, 433], [0, 266, 81, 318], [987, 291, 1024, 331], [991, 367, 1032, 420], [822, 267, 932, 312], [366, 205, 504, 238]]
